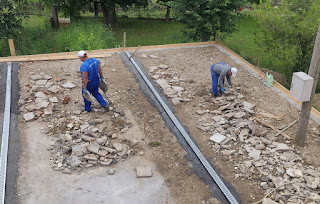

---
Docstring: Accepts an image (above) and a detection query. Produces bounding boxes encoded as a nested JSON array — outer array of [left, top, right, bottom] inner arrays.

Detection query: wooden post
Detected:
[[8, 39, 16, 56], [123, 32, 126, 48], [295, 23, 320, 146], [215, 31, 218, 42]]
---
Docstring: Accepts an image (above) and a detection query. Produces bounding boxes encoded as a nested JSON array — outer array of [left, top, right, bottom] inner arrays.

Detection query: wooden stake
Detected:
[[275, 120, 297, 136], [129, 45, 140, 59], [215, 31, 218, 42], [8, 39, 16, 56], [255, 118, 292, 140], [123, 32, 126, 48]]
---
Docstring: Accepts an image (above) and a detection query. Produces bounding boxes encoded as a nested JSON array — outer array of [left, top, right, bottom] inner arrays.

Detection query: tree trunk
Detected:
[[109, 7, 118, 27], [295, 24, 320, 146], [165, 6, 171, 22], [101, 2, 109, 26], [201, 34, 208, 42], [94, 1, 99, 19], [51, 6, 59, 29]]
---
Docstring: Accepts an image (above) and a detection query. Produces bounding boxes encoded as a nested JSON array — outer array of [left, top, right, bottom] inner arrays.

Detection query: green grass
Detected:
[[0, 15, 116, 57], [113, 18, 190, 47], [221, 15, 272, 69]]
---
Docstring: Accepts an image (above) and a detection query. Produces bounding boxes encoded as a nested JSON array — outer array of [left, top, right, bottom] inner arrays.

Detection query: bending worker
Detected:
[[78, 50, 109, 112], [210, 62, 237, 96]]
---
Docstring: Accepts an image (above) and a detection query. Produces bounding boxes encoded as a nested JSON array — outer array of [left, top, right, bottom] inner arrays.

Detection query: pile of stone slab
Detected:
[[146, 63, 191, 105], [19, 72, 78, 121], [19, 73, 139, 173], [46, 113, 137, 173], [195, 89, 320, 204]]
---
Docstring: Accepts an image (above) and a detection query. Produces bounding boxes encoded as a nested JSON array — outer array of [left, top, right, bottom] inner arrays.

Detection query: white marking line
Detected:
[[0, 62, 12, 204]]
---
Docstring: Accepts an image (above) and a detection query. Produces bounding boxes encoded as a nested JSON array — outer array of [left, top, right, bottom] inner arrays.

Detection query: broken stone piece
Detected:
[[158, 64, 169, 69], [62, 82, 76, 89], [150, 54, 158, 59], [136, 167, 152, 178], [65, 155, 81, 167], [209, 133, 226, 144], [23, 112, 35, 121], [83, 154, 98, 161]]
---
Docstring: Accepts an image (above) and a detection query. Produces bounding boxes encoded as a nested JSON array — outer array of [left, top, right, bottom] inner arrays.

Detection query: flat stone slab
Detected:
[[29, 75, 43, 81], [149, 54, 158, 59], [163, 88, 177, 95], [35, 91, 47, 99], [62, 82, 76, 89], [35, 80, 47, 87], [47, 86, 61, 93], [23, 112, 35, 121], [158, 64, 169, 69], [172, 86, 184, 92], [209, 133, 226, 144], [136, 167, 152, 178], [149, 66, 158, 72], [49, 97, 58, 103], [155, 79, 171, 89]]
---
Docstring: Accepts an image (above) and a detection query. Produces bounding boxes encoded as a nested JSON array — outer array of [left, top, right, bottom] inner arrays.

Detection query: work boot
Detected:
[[104, 105, 110, 112]]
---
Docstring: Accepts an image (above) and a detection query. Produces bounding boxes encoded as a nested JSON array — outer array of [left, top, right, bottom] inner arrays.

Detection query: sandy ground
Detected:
[[16, 45, 319, 204]]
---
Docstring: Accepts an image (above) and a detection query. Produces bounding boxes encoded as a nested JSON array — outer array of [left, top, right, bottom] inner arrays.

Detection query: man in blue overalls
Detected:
[[211, 62, 237, 96], [78, 50, 109, 112]]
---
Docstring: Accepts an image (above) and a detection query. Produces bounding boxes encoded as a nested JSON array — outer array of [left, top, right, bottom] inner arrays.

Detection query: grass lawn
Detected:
[[221, 15, 272, 69], [113, 18, 191, 47]]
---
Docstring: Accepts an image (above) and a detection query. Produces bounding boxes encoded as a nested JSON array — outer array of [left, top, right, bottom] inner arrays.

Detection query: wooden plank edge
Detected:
[[0, 41, 217, 63]]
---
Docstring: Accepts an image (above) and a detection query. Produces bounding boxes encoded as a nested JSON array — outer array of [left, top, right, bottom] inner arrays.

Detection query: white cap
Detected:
[[231, 67, 237, 77], [77, 50, 87, 57]]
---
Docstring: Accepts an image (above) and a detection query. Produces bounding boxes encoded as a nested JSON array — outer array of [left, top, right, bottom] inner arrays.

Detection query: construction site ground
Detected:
[[14, 44, 320, 204]]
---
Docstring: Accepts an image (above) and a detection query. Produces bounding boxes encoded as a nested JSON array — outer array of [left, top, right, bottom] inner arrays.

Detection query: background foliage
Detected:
[[169, 0, 246, 41], [251, 0, 320, 82]]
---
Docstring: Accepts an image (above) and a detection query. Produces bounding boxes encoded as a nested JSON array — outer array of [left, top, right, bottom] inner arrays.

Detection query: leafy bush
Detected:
[[55, 20, 116, 52]]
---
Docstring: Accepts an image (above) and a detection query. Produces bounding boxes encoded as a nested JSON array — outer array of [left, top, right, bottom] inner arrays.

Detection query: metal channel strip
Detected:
[[125, 52, 239, 204], [0, 62, 12, 204]]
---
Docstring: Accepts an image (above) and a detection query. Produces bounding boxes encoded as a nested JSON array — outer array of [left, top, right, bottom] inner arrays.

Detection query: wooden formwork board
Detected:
[[0, 41, 216, 63]]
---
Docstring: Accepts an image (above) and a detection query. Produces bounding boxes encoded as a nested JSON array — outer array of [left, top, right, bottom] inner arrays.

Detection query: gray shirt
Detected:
[[212, 64, 232, 88]]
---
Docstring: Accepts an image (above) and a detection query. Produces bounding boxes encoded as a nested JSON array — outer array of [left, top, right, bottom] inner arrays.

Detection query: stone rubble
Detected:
[[150, 65, 191, 105], [191, 88, 320, 203], [20, 72, 141, 172]]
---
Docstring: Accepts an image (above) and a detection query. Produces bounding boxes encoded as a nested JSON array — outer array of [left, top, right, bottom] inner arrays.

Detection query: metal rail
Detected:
[[125, 52, 239, 204], [0, 62, 12, 204]]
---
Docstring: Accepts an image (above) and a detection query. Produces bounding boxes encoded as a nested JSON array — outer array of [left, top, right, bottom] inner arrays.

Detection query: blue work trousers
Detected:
[[82, 80, 107, 112], [210, 63, 225, 96]]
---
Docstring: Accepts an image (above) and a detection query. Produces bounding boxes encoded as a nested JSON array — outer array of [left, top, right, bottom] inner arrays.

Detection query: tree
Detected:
[[169, 0, 246, 42], [0, 0, 23, 40], [252, 0, 320, 82], [100, 0, 148, 27], [158, 0, 172, 22], [295, 23, 320, 147]]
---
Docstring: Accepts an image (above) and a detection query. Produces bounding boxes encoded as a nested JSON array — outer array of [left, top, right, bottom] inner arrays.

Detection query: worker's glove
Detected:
[[100, 76, 105, 81], [83, 88, 88, 94], [221, 87, 225, 93]]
